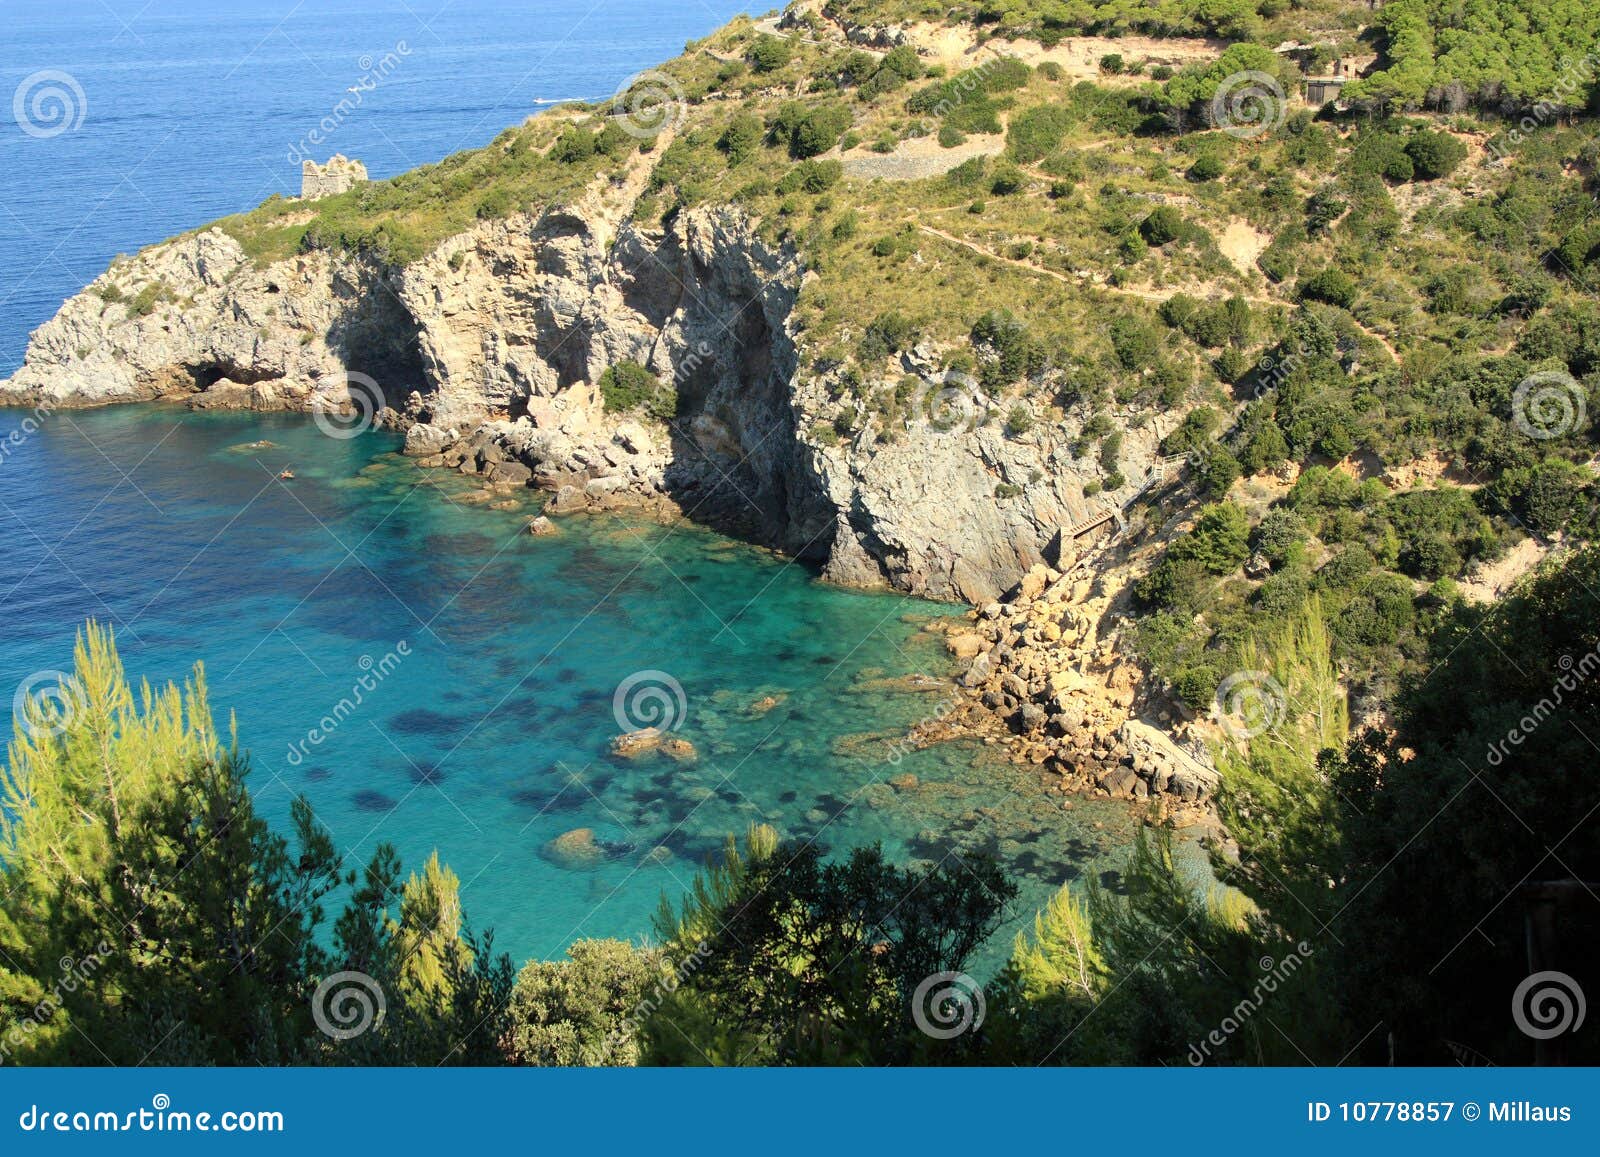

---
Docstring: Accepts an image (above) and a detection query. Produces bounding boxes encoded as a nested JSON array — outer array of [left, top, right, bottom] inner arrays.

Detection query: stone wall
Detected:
[[300, 155, 367, 200]]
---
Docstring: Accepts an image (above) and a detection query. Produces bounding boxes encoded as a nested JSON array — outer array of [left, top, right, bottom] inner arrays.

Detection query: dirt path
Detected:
[[917, 224, 1075, 284], [902, 23, 1224, 83], [916, 223, 1287, 308], [844, 133, 1004, 180]]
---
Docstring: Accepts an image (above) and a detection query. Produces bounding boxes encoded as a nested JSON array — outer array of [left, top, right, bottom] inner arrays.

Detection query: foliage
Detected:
[[1298, 266, 1357, 308], [1404, 130, 1467, 179], [1347, 0, 1600, 112], [505, 939, 661, 1065], [1333, 547, 1600, 1062], [640, 827, 1017, 1064], [0, 624, 510, 1066], [598, 360, 676, 420], [770, 101, 854, 158], [718, 113, 764, 164], [747, 34, 793, 74]]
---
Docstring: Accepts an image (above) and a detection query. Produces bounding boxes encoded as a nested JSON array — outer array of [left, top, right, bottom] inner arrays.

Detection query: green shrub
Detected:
[[1007, 105, 1072, 164], [1299, 267, 1357, 309], [1109, 315, 1160, 370], [475, 187, 514, 219], [770, 102, 852, 158], [859, 311, 919, 362], [747, 34, 793, 73], [1188, 153, 1224, 182], [971, 310, 1045, 390], [599, 360, 675, 420], [1173, 501, 1250, 574], [127, 280, 172, 317], [1405, 131, 1468, 180], [1198, 447, 1242, 495], [506, 939, 660, 1066], [990, 164, 1025, 195], [946, 156, 988, 188], [777, 158, 843, 194], [718, 113, 764, 164], [1139, 206, 1186, 246], [1253, 508, 1309, 566]]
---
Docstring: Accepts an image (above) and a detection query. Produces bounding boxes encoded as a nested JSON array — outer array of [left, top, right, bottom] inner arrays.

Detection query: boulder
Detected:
[[526, 515, 560, 537], [661, 737, 699, 763], [489, 460, 533, 486], [547, 485, 587, 514], [187, 378, 257, 410], [542, 827, 602, 868], [946, 634, 985, 659], [403, 423, 455, 456], [1097, 766, 1139, 796], [610, 727, 665, 757]]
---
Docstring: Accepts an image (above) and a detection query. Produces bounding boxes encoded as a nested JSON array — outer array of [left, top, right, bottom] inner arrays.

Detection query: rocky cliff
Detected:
[[1, 180, 1123, 606]]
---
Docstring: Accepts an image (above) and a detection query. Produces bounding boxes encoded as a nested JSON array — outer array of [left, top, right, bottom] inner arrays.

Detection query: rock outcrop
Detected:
[[0, 186, 1129, 604], [933, 551, 1221, 811]]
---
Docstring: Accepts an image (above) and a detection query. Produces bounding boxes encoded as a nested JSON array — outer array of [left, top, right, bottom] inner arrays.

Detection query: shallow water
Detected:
[[0, 407, 1139, 967]]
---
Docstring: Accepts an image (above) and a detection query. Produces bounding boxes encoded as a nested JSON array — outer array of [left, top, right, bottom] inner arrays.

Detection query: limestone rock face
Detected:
[[0, 191, 1130, 604], [0, 228, 419, 414]]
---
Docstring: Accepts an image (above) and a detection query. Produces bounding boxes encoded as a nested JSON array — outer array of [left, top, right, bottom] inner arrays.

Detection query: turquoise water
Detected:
[[2, 0, 1143, 967], [0, 407, 1138, 964]]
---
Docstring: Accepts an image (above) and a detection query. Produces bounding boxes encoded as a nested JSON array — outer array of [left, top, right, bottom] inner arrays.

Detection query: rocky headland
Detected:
[[0, 6, 1323, 817]]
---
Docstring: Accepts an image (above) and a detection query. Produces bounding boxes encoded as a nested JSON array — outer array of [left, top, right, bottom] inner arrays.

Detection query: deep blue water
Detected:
[[0, 2, 1138, 964], [0, 0, 750, 372]]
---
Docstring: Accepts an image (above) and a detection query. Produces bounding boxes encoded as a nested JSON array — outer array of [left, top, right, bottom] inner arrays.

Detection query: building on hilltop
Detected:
[[299, 155, 368, 200]]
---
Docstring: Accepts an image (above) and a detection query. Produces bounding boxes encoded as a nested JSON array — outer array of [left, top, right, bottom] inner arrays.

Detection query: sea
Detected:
[[0, 0, 1137, 966]]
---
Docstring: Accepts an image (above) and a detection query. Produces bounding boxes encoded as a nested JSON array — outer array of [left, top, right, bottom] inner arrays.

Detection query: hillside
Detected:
[[4, 0, 1600, 807]]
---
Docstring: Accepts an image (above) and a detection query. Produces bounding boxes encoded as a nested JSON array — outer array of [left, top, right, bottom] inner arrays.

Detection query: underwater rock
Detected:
[[543, 827, 602, 868], [610, 727, 665, 757], [661, 737, 698, 763]]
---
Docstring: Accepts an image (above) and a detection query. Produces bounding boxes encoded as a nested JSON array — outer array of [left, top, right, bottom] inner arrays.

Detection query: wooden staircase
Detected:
[[1063, 454, 1187, 541]]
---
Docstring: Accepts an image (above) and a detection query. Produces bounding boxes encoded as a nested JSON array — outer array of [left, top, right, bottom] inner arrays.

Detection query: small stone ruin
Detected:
[[299, 155, 368, 200]]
